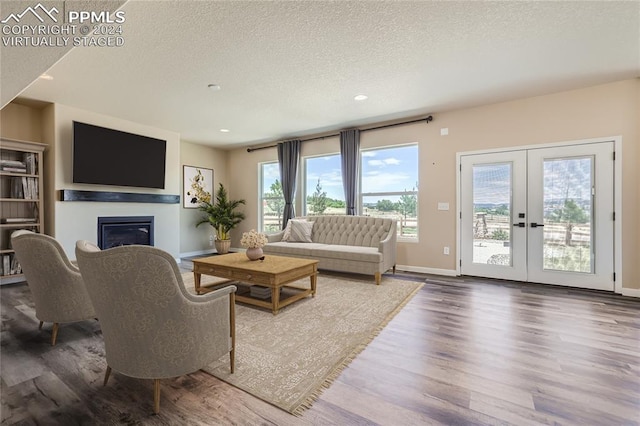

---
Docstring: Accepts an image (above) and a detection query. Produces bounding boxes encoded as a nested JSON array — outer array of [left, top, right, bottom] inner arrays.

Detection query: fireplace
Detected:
[[97, 216, 154, 249]]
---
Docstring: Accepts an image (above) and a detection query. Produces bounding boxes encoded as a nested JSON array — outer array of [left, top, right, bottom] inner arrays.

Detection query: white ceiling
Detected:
[[8, 1, 640, 148]]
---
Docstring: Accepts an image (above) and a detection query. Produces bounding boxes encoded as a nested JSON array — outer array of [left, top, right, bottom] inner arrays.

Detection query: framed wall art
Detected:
[[183, 165, 213, 208]]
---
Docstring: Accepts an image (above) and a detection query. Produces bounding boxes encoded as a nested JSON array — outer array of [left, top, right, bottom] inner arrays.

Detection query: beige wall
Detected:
[[180, 141, 229, 254], [0, 103, 43, 142], [46, 104, 182, 259], [228, 79, 639, 291], [228, 146, 278, 241], [41, 104, 55, 235]]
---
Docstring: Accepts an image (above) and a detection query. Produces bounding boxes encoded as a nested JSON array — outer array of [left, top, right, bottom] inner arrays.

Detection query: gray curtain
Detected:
[[340, 129, 360, 215], [277, 139, 301, 228]]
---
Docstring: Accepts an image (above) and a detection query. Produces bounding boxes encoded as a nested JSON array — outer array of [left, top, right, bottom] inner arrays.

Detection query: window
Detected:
[[259, 162, 285, 232], [303, 154, 345, 215], [361, 144, 419, 239]]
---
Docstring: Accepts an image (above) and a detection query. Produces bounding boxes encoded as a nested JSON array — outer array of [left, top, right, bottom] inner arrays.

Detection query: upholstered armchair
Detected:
[[10, 230, 96, 345], [75, 241, 236, 414]]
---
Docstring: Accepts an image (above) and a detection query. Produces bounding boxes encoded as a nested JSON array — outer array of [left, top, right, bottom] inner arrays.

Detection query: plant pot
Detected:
[[245, 247, 264, 261], [215, 239, 231, 254]]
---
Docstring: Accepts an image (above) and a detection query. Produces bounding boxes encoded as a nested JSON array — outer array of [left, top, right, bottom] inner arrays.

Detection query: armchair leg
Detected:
[[153, 379, 161, 414], [393, 265, 396, 274], [230, 293, 236, 374], [51, 323, 59, 346], [38, 321, 43, 330], [103, 366, 112, 386], [375, 272, 381, 285]]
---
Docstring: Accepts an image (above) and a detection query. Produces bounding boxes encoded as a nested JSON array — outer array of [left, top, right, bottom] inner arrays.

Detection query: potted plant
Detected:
[[196, 183, 246, 254]]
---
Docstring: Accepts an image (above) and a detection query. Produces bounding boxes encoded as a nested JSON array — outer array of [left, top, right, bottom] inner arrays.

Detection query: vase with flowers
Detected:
[[195, 183, 245, 254], [241, 229, 268, 260]]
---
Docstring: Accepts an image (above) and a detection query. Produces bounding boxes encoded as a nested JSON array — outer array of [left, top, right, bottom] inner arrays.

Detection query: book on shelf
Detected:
[[2, 255, 10, 276], [9, 177, 23, 198], [26, 177, 33, 199], [0, 159, 26, 167], [22, 177, 28, 199], [10, 256, 21, 275], [1, 159, 27, 173], [1, 166, 27, 173], [0, 254, 21, 276], [16, 177, 38, 199], [23, 153, 36, 175], [1, 218, 37, 224]]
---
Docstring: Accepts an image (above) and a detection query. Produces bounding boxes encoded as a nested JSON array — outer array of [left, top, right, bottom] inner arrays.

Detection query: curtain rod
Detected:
[[246, 115, 433, 153]]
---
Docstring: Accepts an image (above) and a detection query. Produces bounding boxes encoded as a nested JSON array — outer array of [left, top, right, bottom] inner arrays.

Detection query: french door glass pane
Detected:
[[472, 163, 512, 265], [542, 157, 593, 273]]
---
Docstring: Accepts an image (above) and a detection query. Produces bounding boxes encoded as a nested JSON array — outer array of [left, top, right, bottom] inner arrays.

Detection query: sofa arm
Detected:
[[267, 230, 285, 243], [378, 221, 398, 270]]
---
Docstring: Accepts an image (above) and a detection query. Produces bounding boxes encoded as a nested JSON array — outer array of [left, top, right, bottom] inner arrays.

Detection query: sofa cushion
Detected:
[[263, 242, 326, 257], [288, 219, 314, 243], [311, 245, 382, 263]]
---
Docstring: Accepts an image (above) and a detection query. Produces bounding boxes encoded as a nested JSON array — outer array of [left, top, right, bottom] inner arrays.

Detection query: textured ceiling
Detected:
[[1, 0, 126, 107], [5, 1, 640, 148]]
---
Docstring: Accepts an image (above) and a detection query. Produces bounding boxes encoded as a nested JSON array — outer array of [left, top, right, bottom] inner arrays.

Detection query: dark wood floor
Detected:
[[1, 271, 639, 425]]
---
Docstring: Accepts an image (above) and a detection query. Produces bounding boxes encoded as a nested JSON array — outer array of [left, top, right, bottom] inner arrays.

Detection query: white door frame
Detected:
[[456, 136, 623, 293]]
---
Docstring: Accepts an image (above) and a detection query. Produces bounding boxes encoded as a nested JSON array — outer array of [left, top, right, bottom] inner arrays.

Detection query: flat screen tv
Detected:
[[73, 121, 167, 189]]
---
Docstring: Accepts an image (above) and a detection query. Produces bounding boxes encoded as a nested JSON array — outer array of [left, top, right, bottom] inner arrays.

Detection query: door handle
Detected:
[[512, 222, 525, 227], [530, 222, 545, 228]]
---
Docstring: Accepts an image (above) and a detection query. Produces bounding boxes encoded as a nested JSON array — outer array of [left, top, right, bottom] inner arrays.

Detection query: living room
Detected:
[[3, 80, 639, 295], [1, 1, 639, 424]]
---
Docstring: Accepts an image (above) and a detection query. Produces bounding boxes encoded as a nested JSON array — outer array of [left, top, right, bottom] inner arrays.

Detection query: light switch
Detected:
[[438, 202, 449, 211], [440, 128, 449, 136]]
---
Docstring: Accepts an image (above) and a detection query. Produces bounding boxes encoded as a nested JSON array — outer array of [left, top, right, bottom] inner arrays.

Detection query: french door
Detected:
[[460, 142, 614, 291]]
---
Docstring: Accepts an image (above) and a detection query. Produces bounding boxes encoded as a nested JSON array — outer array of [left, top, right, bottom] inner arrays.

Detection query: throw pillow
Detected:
[[282, 219, 310, 242], [288, 219, 314, 243], [282, 220, 294, 241]]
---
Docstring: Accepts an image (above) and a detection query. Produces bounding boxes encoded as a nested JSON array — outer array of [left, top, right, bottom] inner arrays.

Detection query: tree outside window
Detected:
[[361, 145, 419, 239], [308, 179, 328, 215], [304, 154, 345, 215], [548, 199, 590, 246], [260, 162, 285, 232]]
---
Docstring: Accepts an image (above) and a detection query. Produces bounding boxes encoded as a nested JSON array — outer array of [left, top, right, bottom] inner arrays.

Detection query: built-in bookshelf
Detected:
[[0, 138, 46, 285]]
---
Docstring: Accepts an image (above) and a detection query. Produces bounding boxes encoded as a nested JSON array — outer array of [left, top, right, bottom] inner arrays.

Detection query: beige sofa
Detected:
[[263, 215, 397, 285]]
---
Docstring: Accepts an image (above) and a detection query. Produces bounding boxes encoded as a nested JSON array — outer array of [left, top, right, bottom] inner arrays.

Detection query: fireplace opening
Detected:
[[97, 216, 154, 249]]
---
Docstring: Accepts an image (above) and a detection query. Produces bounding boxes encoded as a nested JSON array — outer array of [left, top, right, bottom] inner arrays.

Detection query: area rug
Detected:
[[181, 272, 422, 415]]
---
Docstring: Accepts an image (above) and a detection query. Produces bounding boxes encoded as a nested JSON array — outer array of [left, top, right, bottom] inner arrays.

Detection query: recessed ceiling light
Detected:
[[354, 94, 368, 101], [39, 73, 53, 80], [208, 84, 221, 91], [220, 129, 230, 133]]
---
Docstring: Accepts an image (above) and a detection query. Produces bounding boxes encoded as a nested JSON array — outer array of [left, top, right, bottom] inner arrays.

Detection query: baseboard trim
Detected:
[[179, 249, 216, 259], [395, 265, 458, 277], [621, 288, 640, 298]]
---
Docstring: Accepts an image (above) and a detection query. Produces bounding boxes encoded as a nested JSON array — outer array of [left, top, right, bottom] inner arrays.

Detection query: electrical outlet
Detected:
[[443, 246, 450, 255]]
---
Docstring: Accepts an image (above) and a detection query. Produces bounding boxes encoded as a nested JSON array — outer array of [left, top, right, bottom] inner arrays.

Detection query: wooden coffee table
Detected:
[[192, 253, 318, 315]]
